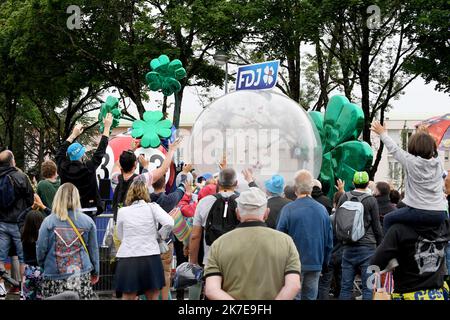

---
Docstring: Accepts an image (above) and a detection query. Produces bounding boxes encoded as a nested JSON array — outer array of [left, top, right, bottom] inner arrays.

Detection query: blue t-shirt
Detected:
[[277, 197, 333, 272]]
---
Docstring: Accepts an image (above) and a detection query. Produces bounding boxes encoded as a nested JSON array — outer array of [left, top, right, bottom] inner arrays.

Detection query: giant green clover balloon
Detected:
[[131, 111, 173, 148], [145, 55, 187, 96], [309, 95, 373, 198], [98, 96, 121, 134]]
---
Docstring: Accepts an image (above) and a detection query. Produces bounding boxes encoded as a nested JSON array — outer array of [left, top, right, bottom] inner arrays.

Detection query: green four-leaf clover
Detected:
[[131, 111, 173, 148], [309, 95, 373, 198], [98, 96, 121, 134], [145, 55, 187, 96]]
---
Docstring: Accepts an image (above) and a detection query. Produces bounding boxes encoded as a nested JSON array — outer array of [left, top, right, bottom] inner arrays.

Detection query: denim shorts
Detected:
[[0, 222, 24, 263]]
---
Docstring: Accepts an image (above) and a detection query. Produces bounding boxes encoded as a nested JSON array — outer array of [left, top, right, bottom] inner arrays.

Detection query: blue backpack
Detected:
[[0, 174, 16, 209]]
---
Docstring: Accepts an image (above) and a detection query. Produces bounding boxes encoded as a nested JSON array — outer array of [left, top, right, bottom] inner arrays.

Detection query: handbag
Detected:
[[150, 205, 170, 254], [372, 272, 392, 300], [169, 207, 192, 242]]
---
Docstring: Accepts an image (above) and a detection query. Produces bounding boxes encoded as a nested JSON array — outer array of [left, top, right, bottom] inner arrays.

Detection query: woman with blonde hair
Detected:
[[115, 178, 174, 300], [36, 183, 99, 299]]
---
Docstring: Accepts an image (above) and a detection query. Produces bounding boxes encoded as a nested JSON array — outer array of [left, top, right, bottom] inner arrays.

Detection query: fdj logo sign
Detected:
[[236, 60, 279, 91]]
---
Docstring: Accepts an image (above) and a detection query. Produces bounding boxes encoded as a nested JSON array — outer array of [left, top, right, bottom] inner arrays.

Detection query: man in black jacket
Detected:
[[0, 150, 34, 296], [241, 170, 291, 229], [312, 180, 333, 215], [56, 113, 113, 218], [374, 181, 396, 226]]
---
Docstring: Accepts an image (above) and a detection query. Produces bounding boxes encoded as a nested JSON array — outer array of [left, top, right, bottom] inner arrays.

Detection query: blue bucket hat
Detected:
[[67, 142, 86, 161], [265, 174, 285, 195], [199, 173, 213, 181]]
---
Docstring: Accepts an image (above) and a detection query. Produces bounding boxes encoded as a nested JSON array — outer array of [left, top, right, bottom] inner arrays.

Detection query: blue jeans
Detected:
[[318, 267, 333, 300], [0, 222, 24, 263], [339, 246, 375, 300], [295, 271, 321, 300], [383, 206, 447, 234]]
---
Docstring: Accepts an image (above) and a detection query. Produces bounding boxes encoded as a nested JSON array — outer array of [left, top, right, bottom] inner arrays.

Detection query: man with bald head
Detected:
[[0, 150, 34, 297], [277, 169, 333, 300]]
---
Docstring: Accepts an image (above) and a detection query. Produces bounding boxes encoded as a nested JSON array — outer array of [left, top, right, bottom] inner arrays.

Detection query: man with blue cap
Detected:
[[242, 169, 292, 229], [55, 113, 113, 218]]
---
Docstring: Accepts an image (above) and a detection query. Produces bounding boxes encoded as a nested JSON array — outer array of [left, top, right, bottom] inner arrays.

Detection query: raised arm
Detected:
[[371, 121, 411, 167], [88, 113, 113, 169], [56, 124, 83, 167], [148, 137, 183, 183]]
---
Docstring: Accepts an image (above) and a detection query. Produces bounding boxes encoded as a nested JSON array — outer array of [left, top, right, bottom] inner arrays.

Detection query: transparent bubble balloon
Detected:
[[186, 90, 322, 191]]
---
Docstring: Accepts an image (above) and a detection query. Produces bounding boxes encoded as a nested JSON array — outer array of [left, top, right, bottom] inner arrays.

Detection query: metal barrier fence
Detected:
[[93, 214, 115, 295]]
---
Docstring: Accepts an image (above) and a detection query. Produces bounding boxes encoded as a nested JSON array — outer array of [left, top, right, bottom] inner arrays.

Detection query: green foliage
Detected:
[[401, 0, 450, 92]]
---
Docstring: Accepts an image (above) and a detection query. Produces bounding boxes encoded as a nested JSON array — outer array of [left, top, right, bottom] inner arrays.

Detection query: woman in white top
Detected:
[[115, 179, 174, 300]]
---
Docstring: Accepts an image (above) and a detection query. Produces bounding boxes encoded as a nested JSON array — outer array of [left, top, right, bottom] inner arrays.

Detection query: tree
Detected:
[[44, 0, 252, 128], [402, 0, 450, 93], [310, 0, 424, 177], [0, 0, 107, 170]]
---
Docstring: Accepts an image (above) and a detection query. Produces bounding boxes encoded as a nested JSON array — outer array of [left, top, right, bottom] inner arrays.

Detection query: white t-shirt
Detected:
[[193, 191, 236, 265], [116, 200, 174, 258]]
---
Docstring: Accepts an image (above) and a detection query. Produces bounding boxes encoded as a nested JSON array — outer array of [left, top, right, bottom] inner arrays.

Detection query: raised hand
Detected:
[[219, 153, 227, 170], [370, 121, 386, 135], [242, 168, 254, 183], [32, 193, 46, 211], [138, 154, 149, 169], [130, 139, 140, 151], [72, 124, 84, 138], [169, 136, 183, 152], [103, 113, 113, 129], [335, 179, 345, 192], [182, 163, 193, 174], [184, 180, 193, 196]]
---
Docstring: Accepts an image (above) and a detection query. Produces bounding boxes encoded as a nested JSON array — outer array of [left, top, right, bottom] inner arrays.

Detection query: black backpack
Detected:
[[204, 193, 240, 246], [0, 173, 16, 210], [112, 173, 138, 222]]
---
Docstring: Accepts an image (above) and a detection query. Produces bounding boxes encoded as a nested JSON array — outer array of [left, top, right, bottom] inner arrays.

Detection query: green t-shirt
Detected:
[[204, 221, 301, 300], [37, 179, 60, 208]]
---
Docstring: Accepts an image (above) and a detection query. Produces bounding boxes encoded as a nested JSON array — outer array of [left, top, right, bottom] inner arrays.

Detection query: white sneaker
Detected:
[[0, 282, 6, 300]]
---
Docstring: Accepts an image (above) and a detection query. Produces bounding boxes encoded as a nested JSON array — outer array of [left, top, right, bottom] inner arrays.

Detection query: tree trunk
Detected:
[[287, 41, 301, 103], [162, 96, 168, 118], [38, 129, 45, 180], [360, 26, 371, 144], [173, 87, 184, 129]]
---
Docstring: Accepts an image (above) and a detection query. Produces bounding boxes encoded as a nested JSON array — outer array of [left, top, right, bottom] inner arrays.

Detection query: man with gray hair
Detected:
[[204, 187, 301, 300], [277, 169, 333, 300]]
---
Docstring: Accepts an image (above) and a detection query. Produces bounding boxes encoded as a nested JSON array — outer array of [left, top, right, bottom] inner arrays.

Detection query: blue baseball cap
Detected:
[[67, 142, 86, 161], [265, 174, 285, 195], [200, 173, 213, 181]]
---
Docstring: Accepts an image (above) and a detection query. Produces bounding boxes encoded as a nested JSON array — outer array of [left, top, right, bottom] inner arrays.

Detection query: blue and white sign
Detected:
[[235, 60, 279, 91]]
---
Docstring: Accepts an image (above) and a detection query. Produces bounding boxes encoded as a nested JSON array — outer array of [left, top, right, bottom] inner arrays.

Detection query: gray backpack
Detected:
[[335, 192, 371, 243]]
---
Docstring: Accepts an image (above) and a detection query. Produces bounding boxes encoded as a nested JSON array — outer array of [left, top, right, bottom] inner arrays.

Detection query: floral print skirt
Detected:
[[41, 272, 96, 300]]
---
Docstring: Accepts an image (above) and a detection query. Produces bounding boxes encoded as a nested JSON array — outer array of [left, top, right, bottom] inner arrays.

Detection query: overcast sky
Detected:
[[103, 70, 449, 127], [170, 76, 450, 125]]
